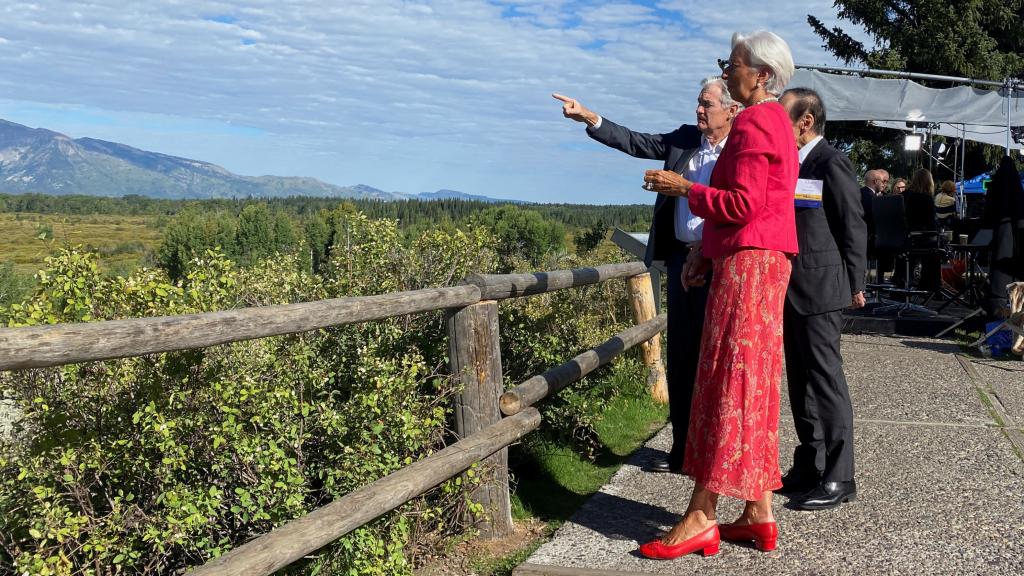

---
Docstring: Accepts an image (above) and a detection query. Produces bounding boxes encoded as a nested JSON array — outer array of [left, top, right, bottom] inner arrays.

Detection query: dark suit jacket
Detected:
[[903, 190, 938, 232], [787, 140, 868, 315], [586, 118, 703, 266], [859, 186, 876, 237]]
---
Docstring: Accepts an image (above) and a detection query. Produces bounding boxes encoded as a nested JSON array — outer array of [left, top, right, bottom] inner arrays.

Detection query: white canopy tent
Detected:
[[868, 121, 1024, 152], [785, 67, 1024, 214]]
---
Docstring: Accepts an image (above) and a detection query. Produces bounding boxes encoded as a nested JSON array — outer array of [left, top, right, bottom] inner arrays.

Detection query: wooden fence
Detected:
[[0, 261, 667, 575]]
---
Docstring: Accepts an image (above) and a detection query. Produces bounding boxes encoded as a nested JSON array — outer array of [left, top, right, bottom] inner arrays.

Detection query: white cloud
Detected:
[[0, 0, 869, 203]]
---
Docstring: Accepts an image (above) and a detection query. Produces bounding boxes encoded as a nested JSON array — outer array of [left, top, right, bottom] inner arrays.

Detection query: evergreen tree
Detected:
[[473, 205, 566, 271], [236, 203, 275, 265], [809, 1, 1023, 79], [806, 0, 1024, 177]]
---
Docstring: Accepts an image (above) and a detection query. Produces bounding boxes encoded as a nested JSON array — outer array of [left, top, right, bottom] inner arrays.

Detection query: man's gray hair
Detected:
[[701, 76, 742, 110], [731, 30, 794, 95]]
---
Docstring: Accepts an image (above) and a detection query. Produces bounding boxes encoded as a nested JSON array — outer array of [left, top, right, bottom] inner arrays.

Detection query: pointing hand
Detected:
[[552, 93, 599, 126]]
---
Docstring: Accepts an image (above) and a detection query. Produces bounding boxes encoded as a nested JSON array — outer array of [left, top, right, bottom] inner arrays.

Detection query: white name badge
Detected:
[[795, 178, 823, 208]]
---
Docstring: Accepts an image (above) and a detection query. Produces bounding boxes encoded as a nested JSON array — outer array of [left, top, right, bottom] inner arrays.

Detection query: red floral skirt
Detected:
[[682, 249, 791, 501]]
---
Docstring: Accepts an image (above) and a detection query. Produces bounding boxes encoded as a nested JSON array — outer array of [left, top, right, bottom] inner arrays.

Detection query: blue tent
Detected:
[[958, 173, 990, 194], [958, 172, 1024, 194]]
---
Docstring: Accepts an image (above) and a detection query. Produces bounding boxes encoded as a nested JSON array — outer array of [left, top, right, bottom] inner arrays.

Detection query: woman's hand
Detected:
[[680, 241, 711, 290], [643, 170, 692, 197]]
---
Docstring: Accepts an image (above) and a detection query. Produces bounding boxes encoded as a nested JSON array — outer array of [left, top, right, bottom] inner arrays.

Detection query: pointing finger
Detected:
[[551, 93, 574, 103]]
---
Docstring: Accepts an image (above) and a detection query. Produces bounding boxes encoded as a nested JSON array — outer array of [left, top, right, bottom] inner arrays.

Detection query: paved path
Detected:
[[516, 335, 1024, 575]]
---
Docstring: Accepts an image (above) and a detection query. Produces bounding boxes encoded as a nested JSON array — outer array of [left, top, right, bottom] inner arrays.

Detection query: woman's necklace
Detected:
[[753, 95, 778, 106]]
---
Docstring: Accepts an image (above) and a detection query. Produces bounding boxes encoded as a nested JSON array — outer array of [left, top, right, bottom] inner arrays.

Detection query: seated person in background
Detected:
[[859, 169, 889, 234], [903, 168, 941, 291], [904, 169, 938, 232], [935, 180, 957, 230]]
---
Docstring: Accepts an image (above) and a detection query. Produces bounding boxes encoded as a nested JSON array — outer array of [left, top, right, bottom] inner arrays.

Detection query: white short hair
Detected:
[[731, 31, 794, 95], [701, 76, 743, 110]]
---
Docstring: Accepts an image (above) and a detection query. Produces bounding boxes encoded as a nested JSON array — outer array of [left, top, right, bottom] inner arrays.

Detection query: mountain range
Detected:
[[0, 119, 517, 203]]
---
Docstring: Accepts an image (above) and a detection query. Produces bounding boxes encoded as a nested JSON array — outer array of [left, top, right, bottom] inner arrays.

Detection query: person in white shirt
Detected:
[[553, 78, 739, 473]]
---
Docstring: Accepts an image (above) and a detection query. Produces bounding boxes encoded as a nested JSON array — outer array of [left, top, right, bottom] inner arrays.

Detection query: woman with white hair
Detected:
[[640, 30, 799, 559]]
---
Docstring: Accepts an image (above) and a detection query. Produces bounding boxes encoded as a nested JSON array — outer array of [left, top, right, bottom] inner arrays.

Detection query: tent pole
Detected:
[[1007, 79, 1013, 154], [954, 124, 962, 216], [796, 64, 1024, 90]]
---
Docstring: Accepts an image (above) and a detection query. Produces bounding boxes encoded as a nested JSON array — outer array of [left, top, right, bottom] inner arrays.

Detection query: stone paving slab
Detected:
[[841, 337, 991, 426], [517, 335, 1024, 576], [970, 360, 1024, 426]]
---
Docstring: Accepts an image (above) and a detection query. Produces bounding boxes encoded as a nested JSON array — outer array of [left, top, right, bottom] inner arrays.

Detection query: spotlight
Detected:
[[904, 134, 923, 151]]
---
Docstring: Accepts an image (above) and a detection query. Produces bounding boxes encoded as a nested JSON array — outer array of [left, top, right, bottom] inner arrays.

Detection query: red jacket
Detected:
[[688, 101, 799, 259]]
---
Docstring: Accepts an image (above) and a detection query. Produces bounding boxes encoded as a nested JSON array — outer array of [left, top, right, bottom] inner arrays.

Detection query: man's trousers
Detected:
[[665, 247, 710, 470], [782, 303, 855, 482]]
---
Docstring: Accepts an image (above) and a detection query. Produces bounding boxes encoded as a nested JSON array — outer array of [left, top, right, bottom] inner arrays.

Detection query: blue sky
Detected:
[[0, 1, 869, 204]]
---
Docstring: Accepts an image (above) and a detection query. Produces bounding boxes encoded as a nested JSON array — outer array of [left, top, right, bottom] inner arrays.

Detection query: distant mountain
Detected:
[[417, 189, 524, 204], [0, 119, 405, 200]]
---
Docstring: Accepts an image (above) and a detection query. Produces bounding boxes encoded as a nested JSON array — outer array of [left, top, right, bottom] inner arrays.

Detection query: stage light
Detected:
[[904, 134, 923, 151]]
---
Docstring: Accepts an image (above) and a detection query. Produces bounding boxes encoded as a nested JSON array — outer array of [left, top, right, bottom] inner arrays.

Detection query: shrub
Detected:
[[0, 247, 461, 574], [0, 263, 30, 309], [0, 211, 649, 574]]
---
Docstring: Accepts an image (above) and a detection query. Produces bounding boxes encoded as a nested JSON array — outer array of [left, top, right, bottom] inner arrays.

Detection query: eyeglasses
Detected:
[[717, 58, 730, 72]]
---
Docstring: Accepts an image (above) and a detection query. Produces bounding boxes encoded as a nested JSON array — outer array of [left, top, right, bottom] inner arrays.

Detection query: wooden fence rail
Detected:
[[499, 313, 667, 416], [466, 261, 647, 300], [0, 260, 665, 575], [0, 286, 481, 371], [0, 262, 649, 372]]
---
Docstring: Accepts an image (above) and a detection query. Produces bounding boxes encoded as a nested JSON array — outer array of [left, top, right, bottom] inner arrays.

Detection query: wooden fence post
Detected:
[[627, 273, 669, 404], [446, 300, 513, 538]]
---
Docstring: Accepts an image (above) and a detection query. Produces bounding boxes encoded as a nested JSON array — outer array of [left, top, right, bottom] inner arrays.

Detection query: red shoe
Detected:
[[718, 521, 778, 551], [638, 525, 720, 559]]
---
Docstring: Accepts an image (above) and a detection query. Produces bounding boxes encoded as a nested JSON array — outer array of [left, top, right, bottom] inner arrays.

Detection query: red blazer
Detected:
[[687, 102, 799, 259]]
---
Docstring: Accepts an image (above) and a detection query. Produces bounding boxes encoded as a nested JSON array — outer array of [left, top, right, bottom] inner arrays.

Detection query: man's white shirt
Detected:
[[589, 116, 722, 244], [798, 135, 824, 165], [676, 136, 727, 243]]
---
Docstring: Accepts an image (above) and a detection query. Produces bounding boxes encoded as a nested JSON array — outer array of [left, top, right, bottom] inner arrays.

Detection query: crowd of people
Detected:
[[551, 26, 1008, 561], [860, 166, 963, 235]]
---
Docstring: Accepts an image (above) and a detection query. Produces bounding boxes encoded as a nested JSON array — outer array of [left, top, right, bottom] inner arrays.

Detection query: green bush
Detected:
[[0, 209, 648, 574], [0, 242, 469, 574], [0, 263, 30, 309], [499, 245, 638, 460]]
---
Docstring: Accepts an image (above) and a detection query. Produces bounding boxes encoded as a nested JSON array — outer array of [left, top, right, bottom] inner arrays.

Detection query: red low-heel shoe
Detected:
[[718, 521, 778, 551], [638, 525, 720, 559]]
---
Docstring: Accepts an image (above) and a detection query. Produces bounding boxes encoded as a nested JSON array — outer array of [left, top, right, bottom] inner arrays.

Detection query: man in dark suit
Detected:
[[860, 170, 888, 217], [860, 169, 891, 282], [778, 88, 866, 510], [859, 171, 877, 238], [553, 78, 738, 473]]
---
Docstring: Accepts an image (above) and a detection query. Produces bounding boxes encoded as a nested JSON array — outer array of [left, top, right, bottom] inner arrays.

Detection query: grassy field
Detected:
[[0, 212, 163, 277]]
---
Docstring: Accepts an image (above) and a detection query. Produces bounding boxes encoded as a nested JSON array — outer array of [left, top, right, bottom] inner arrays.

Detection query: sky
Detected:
[[0, 1, 871, 204]]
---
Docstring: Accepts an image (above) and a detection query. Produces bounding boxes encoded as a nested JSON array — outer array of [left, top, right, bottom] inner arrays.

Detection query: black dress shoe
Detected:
[[775, 468, 821, 495], [643, 457, 681, 474], [791, 480, 857, 511]]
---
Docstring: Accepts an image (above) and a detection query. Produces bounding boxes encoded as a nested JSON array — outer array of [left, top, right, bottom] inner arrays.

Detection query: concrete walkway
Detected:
[[515, 334, 1024, 575]]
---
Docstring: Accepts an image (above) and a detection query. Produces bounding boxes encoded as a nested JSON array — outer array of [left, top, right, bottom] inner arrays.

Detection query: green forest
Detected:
[[0, 193, 663, 575]]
